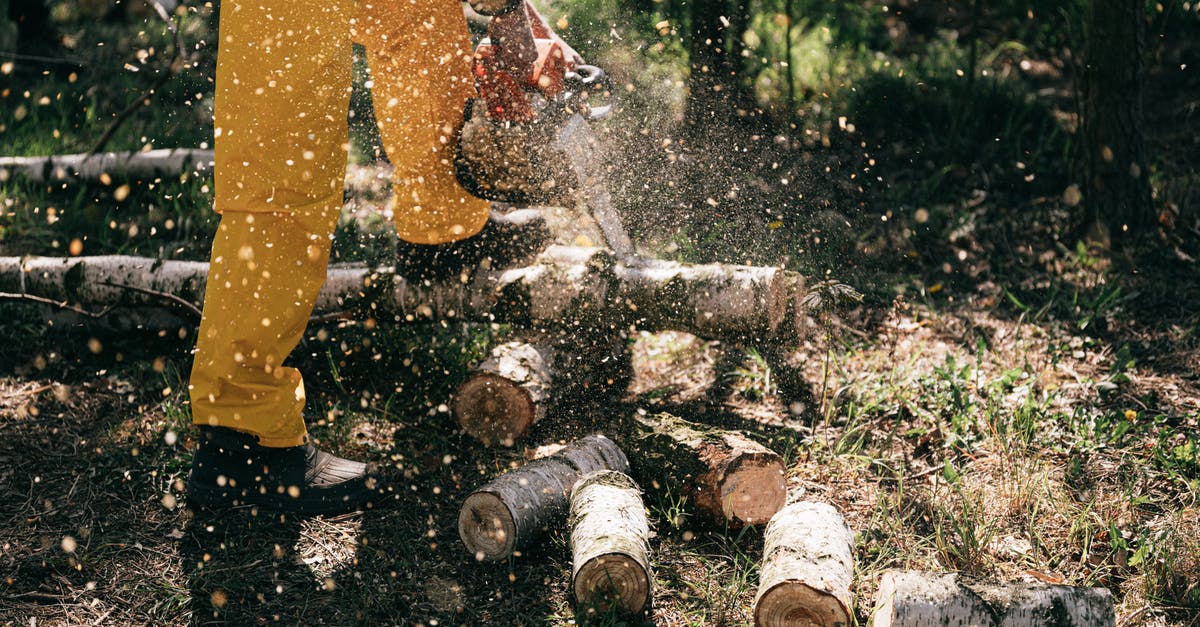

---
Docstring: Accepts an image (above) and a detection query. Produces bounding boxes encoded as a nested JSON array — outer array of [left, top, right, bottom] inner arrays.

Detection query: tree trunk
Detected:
[[0, 250, 803, 341], [569, 470, 652, 617], [458, 434, 629, 561], [754, 501, 854, 627], [686, 0, 733, 122], [1082, 0, 1151, 242], [630, 411, 786, 526], [453, 340, 554, 446], [871, 571, 1116, 627]]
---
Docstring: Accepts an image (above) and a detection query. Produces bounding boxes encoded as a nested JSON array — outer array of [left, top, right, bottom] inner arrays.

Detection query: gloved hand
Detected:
[[468, 0, 522, 16]]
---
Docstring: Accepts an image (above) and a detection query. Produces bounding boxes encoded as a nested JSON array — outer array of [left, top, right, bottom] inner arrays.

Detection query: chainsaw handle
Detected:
[[564, 65, 614, 120]]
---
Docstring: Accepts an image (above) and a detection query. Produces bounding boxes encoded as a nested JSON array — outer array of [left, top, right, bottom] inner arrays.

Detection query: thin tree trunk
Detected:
[[1082, 0, 1151, 243]]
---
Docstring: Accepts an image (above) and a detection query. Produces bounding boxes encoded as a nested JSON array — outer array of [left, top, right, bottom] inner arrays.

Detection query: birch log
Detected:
[[453, 341, 554, 446], [0, 149, 385, 192], [0, 149, 214, 182], [872, 571, 1115, 627], [631, 411, 786, 526], [569, 470, 652, 617], [754, 501, 855, 627], [0, 251, 801, 341], [458, 434, 628, 561]]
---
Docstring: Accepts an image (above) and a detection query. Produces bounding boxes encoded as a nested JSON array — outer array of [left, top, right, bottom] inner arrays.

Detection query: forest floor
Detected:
[[2, 1, 1200, 625]]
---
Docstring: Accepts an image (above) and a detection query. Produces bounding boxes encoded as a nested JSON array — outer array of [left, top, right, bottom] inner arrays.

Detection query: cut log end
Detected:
[[452, 373, 535, 447], [573, 553, 651, 616], [457, 491, 517, 561], [720, 455, 787, 525], [754, 502, 855, 627], [755, 582, 851, 627]]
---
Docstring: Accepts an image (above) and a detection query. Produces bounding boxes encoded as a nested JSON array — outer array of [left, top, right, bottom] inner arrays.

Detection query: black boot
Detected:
[[395, 207, 550, 283], [187, 426, 381, 514]]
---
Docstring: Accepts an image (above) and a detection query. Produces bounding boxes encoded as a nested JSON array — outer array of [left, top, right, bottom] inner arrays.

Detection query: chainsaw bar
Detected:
[[555, 113, 635, 260]]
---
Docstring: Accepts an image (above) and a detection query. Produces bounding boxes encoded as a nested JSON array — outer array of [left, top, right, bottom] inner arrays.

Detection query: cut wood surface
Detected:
[[872, 571, 1115, 627], [630, 411, 786, 526], [0, 251, 802, 341], [458, 434, 628, 561], [754, 501, 855, 627], [453, 341, 553, 446], [569, 470, 652, 617]]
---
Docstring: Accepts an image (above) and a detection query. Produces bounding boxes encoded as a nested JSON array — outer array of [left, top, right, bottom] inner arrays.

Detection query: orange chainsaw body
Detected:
[[473, 38, 571, 122]]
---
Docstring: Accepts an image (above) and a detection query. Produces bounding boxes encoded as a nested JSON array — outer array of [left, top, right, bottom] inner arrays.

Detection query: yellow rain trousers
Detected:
[[190, 0, 490, 446]]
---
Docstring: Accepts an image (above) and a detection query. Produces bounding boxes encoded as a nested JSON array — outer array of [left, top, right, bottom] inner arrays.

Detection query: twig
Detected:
[[0, 291, 113, 318], [308, 311, 356, 325], [101, 279, 203, 320], [0, 384, 53, 400]]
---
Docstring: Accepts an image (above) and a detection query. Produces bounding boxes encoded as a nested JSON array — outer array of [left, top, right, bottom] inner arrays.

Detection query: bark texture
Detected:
[[0, 250, 802, 341], [458, 434, 629, 561], [630, 411, 786, 526], [453, 341, 554, 446], [569, 470, 652, 617], [0, 149, 213, 182], [754, 501, 855, 627], [872, 571, 1115, 627], [1083, 0, 1151, 240]]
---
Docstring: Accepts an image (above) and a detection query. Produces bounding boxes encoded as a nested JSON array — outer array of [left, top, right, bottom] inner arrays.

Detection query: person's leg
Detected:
[[189, 211, 337, 447], [188, 0, 377, 512], [356, 0, 491, 245], [190, 0, 353, 444]]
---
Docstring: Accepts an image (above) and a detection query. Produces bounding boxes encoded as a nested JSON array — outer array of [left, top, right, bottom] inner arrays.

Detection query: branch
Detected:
[[0, 291, 113, 319], [101, 279, 202, 320]]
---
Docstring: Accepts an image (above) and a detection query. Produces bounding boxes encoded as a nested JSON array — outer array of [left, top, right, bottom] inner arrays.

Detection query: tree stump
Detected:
[[872, 571, 1116, 627], [569, 470, 652, 617], [754, 501, 854, 627], [458, 434, 628, 561], [453, 341, 554, 446], [631, 411, 786, 526]]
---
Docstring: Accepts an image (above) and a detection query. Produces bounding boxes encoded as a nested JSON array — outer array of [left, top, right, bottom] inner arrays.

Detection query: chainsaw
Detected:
[[455, 0, 635, 258]]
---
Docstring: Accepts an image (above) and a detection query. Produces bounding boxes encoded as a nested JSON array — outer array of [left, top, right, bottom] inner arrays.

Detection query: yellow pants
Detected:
[[190, 0, 490, 446]]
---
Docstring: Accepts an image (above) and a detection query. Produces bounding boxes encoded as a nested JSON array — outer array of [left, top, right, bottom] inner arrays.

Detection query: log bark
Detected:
[[872, 571, 1115, 627], [458, 434, 629, 561], [754, 501, 854, 627], [0, 149, 214, 182], [569, 470, 652, 617], [453, 341, 554, 446], [630, 411, 785, 526], [0, 250, 801, 342]]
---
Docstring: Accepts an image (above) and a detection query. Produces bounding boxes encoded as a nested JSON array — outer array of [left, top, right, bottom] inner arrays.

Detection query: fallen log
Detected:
[[0, 149, 214, 183], [630, 411, 786, 527], [872, 571, 1115, 627], [569, 470, 652, 617], [754, 501, 854, 627], [0, 250, 801, 342], [458, 434, 628, 561], [453, 341, 553, 446], [0, 149, 391, 197]]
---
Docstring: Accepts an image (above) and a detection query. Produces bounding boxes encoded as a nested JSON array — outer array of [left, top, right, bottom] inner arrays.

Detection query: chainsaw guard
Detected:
[[455, 99, 577, 205]]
